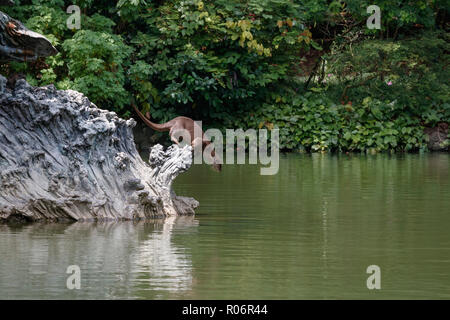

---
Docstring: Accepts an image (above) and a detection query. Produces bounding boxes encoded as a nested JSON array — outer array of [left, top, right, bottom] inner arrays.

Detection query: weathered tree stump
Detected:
[[0, 76, 198, 222]]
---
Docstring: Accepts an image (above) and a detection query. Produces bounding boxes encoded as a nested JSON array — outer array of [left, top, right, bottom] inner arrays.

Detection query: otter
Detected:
[[131, 100, 222, 172]]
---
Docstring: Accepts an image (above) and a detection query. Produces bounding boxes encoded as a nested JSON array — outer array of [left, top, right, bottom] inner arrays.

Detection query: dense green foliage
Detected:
[[1, 0, 449, 152], [243, 31, 449, 153]]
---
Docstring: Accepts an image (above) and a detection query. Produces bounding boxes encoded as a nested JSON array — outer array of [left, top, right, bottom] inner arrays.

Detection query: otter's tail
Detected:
[[131, 98, 172, 132]]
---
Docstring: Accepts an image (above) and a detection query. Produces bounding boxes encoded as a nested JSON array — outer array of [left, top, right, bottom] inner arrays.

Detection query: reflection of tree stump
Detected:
[[425, 123, 449, 151], [0, 76, 198, 222]]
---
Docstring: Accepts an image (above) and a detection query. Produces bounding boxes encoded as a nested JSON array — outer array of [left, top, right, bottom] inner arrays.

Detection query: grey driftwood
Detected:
[[0, 76, 199, 222]]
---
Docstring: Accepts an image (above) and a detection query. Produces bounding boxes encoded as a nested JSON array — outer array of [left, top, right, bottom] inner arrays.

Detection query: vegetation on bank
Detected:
[[1, 0, 449, 152]]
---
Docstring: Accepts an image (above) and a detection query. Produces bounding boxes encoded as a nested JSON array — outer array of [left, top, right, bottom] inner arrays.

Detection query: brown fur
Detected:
[[131, 100, 222, 172]]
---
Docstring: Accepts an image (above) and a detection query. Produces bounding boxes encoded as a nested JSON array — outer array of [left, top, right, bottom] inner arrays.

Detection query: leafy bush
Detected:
[[228, 87, 431, 153], [0, 0, 448, 152], [228, 30, 449, 153], [325, 31, 449, 121], [62, 30, 132, 109], [125, 0, 316, 122]]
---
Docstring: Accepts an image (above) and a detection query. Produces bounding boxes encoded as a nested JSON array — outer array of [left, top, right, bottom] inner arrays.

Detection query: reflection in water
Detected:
[[0, 153, 450, 299], [174, 153, 450, 299], [0, 218, 198, 299], [131, 217, 198, 298]]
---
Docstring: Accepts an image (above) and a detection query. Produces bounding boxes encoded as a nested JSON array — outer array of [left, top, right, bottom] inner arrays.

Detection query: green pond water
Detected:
[[0, 153, 449, 299]]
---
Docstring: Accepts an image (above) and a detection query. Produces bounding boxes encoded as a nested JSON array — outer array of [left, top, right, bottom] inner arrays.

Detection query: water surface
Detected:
[[0, 153, 449, 299]]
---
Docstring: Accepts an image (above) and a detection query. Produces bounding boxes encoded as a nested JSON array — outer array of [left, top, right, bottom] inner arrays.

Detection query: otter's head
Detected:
[[212, 161, 222, 172], [204, 140, 222, 172]]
